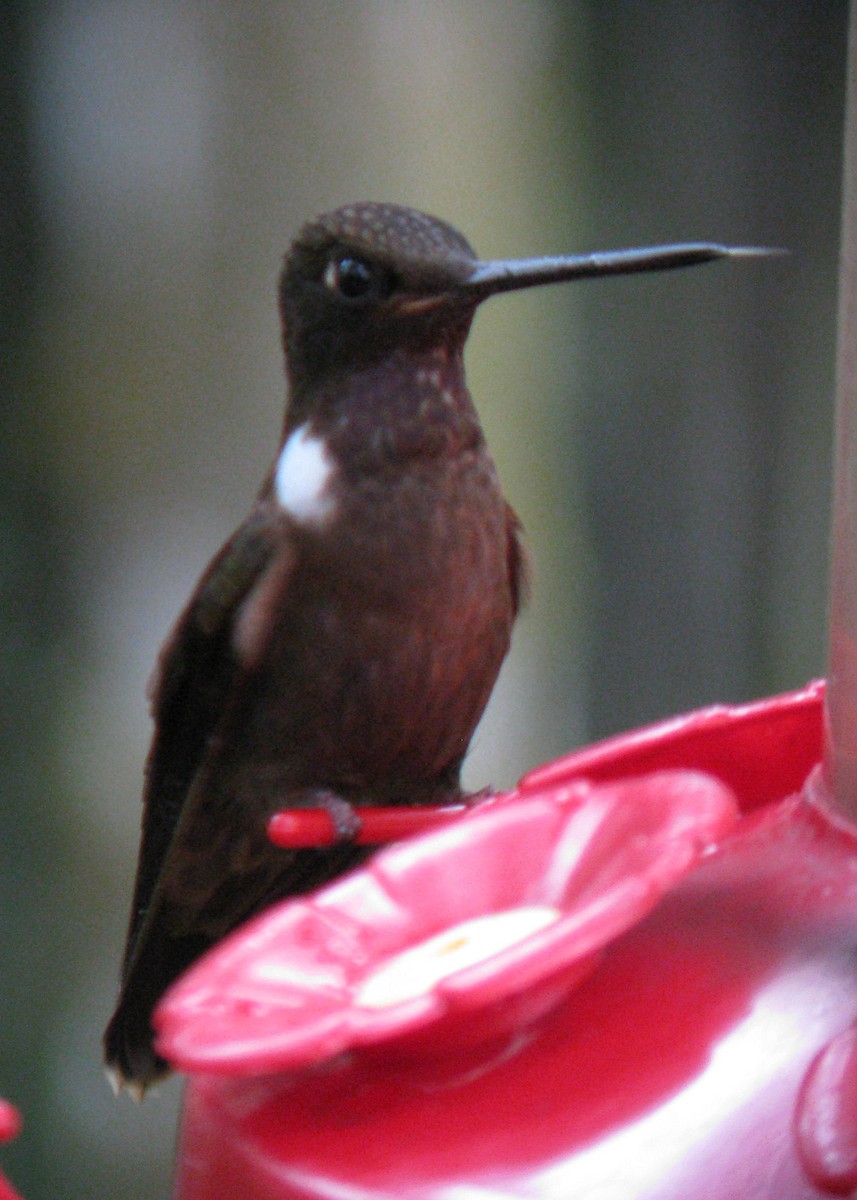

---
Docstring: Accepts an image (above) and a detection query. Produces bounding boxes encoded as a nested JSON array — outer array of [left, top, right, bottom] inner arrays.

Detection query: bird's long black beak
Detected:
[[463, 243, 781, 299]]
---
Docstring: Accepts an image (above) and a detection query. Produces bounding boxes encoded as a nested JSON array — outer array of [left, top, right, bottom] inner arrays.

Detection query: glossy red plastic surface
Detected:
[[159, 771, 735, 1076], [798, 1014, 857, 1193], [267, 804, 467, 848], [521, 678, 825, 810], [170, 681, 857, 1200]]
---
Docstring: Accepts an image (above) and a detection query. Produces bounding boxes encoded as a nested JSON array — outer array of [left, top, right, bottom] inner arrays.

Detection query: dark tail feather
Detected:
[[103, 930, 210, 1096], [104, 842, 377, 1094], [104, 998, 168, 1098]]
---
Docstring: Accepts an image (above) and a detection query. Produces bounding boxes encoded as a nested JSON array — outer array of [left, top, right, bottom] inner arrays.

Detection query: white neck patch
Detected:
[[274, 424, 338, 526]]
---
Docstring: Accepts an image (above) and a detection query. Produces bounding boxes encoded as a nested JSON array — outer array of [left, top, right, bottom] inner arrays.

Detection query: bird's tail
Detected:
[[103, 928, 210, 1097]]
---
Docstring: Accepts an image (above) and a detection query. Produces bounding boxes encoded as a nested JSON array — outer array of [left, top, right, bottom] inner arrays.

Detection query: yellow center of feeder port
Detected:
[[355, 905, 561, 1009]]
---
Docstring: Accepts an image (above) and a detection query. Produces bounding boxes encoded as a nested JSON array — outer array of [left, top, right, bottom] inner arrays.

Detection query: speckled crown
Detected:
[[299, 203, 477, 270]]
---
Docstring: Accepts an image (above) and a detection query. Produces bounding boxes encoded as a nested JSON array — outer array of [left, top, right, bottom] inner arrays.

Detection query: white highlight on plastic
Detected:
[[355, 905, 561, 1010], [275, 424, 337, 526], [529, 957, 846, 1197]]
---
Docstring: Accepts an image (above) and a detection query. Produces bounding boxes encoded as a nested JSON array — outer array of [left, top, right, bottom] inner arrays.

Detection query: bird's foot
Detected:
[[461, 786, 495, 807], [308, 790, 363, 841]]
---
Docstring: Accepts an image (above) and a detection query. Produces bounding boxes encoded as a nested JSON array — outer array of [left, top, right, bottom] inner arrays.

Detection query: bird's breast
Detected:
[[234, 448, 515, 795]]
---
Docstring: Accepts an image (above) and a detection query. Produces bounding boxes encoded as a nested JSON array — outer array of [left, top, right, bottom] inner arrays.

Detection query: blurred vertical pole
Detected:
[[825, 2, 857, 814]]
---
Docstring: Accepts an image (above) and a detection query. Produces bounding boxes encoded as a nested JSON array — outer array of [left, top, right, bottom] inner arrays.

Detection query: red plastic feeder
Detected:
[[156, 679, 857, 1199]]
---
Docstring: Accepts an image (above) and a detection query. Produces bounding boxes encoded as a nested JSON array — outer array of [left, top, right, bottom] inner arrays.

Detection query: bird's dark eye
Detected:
[[324, 255, 378, 300]]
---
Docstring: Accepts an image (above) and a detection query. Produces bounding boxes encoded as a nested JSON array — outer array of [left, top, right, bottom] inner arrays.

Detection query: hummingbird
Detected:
[[104, 202, 767, 1092]]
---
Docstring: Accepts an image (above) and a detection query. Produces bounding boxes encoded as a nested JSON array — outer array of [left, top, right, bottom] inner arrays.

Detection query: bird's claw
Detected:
[[462, 786, 494, 807], [310, 791, 363, 841]]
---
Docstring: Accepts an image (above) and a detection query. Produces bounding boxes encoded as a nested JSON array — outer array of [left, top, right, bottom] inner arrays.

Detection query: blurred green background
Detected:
[[2, 2, 847, 1196]]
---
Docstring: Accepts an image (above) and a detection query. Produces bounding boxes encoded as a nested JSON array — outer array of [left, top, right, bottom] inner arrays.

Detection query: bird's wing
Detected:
[[118, 503, 286, 977], [505, 501, 530, 615]]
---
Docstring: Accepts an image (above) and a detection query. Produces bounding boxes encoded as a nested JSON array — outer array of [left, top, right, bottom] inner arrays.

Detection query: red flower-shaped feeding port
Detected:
[[163, 681, 857, 1200], [157, 770, 735, 1075]]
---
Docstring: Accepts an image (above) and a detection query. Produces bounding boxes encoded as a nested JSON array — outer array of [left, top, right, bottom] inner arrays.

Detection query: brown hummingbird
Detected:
[[104, 202, 767, 1092]]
